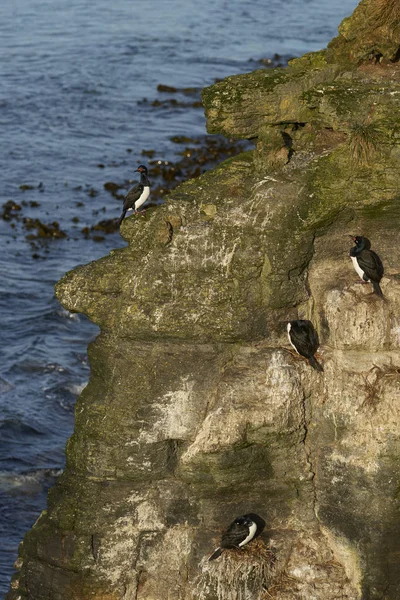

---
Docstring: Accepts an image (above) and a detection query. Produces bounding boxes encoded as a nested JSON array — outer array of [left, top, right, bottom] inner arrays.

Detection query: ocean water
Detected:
[[0, 0, 358, 595]]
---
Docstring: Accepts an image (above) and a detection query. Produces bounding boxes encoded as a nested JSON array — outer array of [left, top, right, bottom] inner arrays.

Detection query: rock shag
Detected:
[[349, 235, 384, 297], [117, 165, 150, 226], [287, 320, 323, 372], [208, 513, 266, 561]]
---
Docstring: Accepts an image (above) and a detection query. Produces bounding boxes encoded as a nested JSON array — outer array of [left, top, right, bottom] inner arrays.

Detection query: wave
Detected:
[[0, 467, 63, 493], [0, 419, 43, 437], [0, 377, 13, 394], [55, 307, 80, 322]]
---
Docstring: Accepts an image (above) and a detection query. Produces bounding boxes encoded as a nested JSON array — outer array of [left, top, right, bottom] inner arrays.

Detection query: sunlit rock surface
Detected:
[[7, 1, 400, 598]]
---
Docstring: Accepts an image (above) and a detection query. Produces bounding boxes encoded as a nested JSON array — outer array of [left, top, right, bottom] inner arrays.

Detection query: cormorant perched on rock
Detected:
[[349, 235, 384, 297], [209, 513, 266, 561], [117, 165, 150, 226], [287, 320, 323, 372]]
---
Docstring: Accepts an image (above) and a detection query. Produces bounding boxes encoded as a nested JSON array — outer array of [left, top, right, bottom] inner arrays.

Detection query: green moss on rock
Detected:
[[327, 0, 400, 65]]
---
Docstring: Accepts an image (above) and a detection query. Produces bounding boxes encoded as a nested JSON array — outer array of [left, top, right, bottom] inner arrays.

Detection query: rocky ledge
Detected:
[[7, 1, 400, 599]]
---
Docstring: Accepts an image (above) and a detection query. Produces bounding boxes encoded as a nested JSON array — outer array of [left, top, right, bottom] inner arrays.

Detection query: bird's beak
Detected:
[[347, 235, 356, 241]]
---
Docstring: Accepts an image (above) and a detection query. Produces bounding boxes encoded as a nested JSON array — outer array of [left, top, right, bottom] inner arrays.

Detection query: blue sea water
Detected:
[[0, 0, 359, 595]]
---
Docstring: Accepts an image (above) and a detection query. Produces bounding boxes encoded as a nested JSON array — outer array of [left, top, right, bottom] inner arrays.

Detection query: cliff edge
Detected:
[[7, 1, 400, 599]]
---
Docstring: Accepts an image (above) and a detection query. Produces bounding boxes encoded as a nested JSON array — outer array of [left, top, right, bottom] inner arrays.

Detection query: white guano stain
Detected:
[[139, 376, 197, 443]]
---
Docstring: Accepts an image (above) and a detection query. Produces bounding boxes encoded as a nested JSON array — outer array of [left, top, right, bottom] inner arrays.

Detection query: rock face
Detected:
[[7, 2, 400, 600], [326, 0, 400, 65]]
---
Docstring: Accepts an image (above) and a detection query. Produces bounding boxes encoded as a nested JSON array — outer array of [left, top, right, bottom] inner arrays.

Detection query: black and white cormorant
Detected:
[[117, 165, 150, 226], [287, 320, 323, 372], [208, 513, 266, 561], [349, 235, 384, 297]]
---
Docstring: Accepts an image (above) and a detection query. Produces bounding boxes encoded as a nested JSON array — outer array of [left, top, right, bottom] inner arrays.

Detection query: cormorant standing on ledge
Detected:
[[287, 320, 323, 372], [117, 165, 150, 226], [349, 235, 384, 297], [209, 513, 266, 561]]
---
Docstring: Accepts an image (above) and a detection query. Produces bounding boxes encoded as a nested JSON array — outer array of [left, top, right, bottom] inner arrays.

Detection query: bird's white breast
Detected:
[[351, 256, 367, 281], [135, 186, 150, 210], [238, 522, 257, 547], [287, 322, 299, 354]]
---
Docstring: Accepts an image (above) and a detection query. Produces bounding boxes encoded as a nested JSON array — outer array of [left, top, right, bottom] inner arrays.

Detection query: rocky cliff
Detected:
[[7, 1, 400, 599]]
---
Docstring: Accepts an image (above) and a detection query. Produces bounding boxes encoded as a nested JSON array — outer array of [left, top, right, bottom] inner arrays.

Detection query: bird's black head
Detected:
[[234, 516, 252, 527], [234, 513, 266, 531], [350, 235, 371, 250], [135, 165, 148, 174]]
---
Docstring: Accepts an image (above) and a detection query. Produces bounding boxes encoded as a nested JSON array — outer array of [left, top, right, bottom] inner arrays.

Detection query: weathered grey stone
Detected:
[[6, 1, 400, 599]]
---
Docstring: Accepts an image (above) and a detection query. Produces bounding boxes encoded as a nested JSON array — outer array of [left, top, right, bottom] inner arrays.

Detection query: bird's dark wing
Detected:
[[117, 209, 127, 227], [358, 249, 384, 282], [307, 324, 319, 352], [221, 522, 248, 549], [123, 183, 144, 211], [308, 355, 324, 372], [208, 547, 223, 561], [290, 322, 319, 357]]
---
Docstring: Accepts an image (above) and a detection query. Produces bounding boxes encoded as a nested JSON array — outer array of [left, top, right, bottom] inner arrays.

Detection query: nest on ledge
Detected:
[[196, 538, 276, 600]]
